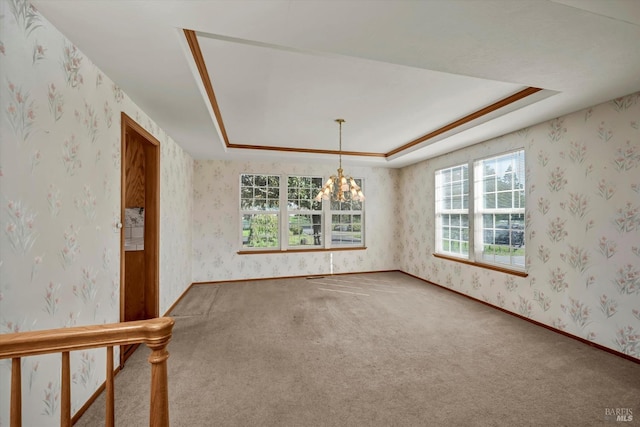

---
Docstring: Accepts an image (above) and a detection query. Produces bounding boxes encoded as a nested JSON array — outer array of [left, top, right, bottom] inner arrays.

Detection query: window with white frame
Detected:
[[240, 174, 280, 249], [287, 176, 323, 248], [475, 150, 525, 268], [239, 174, 365, 251], [330, 178, 364, 246], [435, 149, 525, 271], [435, 164, 469, 257]]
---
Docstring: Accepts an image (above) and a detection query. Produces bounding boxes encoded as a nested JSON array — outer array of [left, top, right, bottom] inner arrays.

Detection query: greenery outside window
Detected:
[[240, 174, 365, 251], [435, 149, 525, 272], [288, 176, 323, 248], [240, 174, 280, 249]]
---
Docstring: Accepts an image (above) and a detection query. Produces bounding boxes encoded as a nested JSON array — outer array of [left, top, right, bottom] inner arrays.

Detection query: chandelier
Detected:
[[315, 119, 365, 203]]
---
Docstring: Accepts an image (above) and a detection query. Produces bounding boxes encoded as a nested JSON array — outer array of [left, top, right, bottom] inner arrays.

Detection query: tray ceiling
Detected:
[[31, 0, 640, 167]]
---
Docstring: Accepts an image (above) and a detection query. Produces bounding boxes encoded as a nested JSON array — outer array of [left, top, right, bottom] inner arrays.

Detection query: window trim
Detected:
[[434, 148, 527, 276]]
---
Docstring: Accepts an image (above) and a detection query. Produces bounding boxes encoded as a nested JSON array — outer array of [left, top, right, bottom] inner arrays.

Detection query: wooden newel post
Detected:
[[147, 341, 170, 427]]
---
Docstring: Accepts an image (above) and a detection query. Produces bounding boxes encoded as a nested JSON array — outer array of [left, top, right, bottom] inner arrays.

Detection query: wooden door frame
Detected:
[[120, 112, 160, 364]]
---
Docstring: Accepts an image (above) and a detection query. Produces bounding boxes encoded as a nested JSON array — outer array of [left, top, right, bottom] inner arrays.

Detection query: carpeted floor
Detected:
[[76, 272, 640, 426]]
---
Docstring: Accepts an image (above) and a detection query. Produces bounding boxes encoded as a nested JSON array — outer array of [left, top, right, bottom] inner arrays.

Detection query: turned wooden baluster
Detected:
[[1, 317, 174, 427], [147, 337, 171, 427]]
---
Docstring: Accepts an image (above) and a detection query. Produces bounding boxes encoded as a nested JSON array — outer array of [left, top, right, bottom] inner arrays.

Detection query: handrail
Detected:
[[0, 317, 175, 358], [0, 317, 175, 427]]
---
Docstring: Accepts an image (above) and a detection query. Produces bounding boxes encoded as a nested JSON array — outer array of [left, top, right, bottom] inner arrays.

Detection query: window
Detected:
[[435, 165, 469, 257], [331, 178, 364, 246], [435, 150, 525, 272], [475, 150, 525, 269], [240, 174, 280, 248], [287, 176, 323, 248], [240, 174, 365, 251]]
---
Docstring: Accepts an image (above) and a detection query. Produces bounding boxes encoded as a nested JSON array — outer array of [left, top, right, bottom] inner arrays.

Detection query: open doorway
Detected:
[[120, 112, 160, 366]]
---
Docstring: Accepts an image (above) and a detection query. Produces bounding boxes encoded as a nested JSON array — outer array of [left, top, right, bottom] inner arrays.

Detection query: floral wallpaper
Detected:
[[0, 1, 193, 424], [399, 91, 640, 361], [1, 0, 638, 424], [192, 160, 399, 282]]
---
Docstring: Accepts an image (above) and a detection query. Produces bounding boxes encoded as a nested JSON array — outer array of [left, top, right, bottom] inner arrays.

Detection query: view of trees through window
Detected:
[[241, 174, 280, 248], [287, 176, 323, 247], [240, 174, 364, 250]]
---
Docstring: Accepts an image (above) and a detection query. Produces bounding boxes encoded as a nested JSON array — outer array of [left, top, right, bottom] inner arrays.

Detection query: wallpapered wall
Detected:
[[192, 160, 400, 282], [399, 92, 640, 360], [0, 1, 193, 424]]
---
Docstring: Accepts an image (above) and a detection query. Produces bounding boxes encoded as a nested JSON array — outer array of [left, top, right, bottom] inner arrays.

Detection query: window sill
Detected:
[[238, 247, 367, 255], [433, 253, 528, 277]]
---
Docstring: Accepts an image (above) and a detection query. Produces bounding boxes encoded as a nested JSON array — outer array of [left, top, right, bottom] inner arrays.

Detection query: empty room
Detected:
[[1, 1, 639, 426]]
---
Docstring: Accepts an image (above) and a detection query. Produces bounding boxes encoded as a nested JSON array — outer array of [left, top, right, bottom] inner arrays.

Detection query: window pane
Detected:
[[452, 182, 462, 197], [241, 213, 279, 248], [452, 167, 462, 181], [484, 194, 495, 209], [443, 197, 452, 210], [331, 214, 362, 245], [484, 177, 495, 193], [497, 191, 512, 209], [516, 190, 525, 209], [267, 199, 279, 210], [451, 228, 460, 240], [288, 214, 322, 247], [481, 212, 525, 262]]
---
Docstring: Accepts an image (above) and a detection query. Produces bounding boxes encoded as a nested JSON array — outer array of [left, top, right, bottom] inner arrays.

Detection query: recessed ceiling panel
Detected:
[[196, 32, 529, 155]]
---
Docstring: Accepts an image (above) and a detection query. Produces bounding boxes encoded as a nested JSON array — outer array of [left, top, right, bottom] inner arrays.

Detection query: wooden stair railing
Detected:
[[0, 317, 175, 427]]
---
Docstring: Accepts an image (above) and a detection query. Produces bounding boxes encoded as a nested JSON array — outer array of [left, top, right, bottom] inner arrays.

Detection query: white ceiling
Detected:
[[32, 0, 640, 168]]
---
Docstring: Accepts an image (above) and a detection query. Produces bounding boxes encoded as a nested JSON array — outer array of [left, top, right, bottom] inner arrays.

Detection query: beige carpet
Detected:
[[76, 272, 640, 426]]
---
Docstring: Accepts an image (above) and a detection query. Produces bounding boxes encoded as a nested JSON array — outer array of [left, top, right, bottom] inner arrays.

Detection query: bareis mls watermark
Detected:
[[604, 408, 633, 422]]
